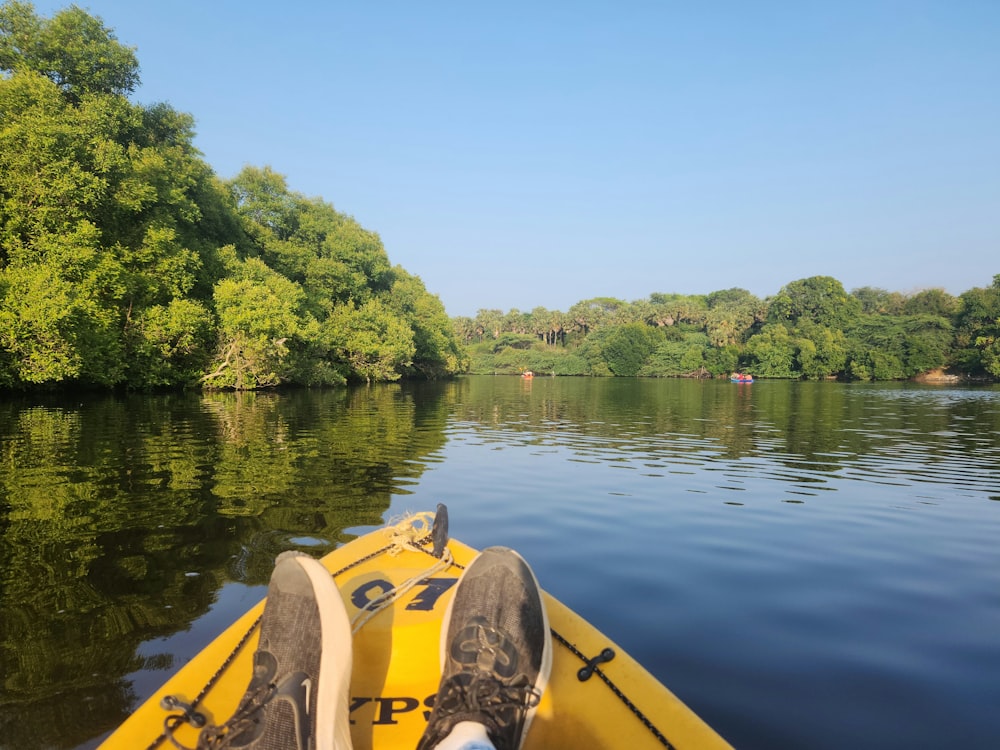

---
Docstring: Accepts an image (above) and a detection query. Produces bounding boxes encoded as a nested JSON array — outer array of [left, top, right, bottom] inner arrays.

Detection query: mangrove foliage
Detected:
[[0, 2, 465, 390]]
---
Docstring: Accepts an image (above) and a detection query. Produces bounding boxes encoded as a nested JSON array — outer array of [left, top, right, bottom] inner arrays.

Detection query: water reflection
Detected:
[[1, 378, 998, 748], [446, 378, 1000, 502], [0, 385, 450, 748]]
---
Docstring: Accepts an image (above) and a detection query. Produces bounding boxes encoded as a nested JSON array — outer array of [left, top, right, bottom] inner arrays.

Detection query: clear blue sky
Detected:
[[34, 0, 1000, 316]]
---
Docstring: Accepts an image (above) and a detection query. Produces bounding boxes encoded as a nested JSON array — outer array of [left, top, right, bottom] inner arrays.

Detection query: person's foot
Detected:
[[199, 551, 352, 749], [417, 546, 552, 750]]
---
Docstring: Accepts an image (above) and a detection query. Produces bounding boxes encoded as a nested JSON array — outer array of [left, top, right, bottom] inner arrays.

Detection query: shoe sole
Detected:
[[438, 546, 552, 747]]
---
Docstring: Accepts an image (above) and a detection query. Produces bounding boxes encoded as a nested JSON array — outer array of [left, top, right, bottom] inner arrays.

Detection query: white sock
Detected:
[[430, 720, 496, 750]]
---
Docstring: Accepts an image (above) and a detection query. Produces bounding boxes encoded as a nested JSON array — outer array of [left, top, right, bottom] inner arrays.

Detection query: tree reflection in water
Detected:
[[0, 384, 450, 748]]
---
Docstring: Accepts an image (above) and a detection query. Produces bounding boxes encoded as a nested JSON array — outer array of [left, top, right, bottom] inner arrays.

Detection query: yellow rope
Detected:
[[381, 510, 437, 555]]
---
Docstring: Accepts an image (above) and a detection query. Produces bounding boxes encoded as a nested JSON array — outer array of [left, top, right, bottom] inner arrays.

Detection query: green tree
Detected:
[[647, 292, 708, 328], [900, 315, 953, 374], [745, 324, 799, 378], [384, 267, 466, 377], [704, 344, 739, 376], [0, 70, 123, 253], [530, 306, 566, 346], [0, 17, 239, 388], [844, 313, 951, 380], [795, 323, 848, 379], [568, 297, 628, 335], [551, 353, 589, 375], [705, 287, 763, 346], [1, 4, 459, 391], [641, 331, 714, 377], [851, 286, 906, 315], [228, 165, 301, 245], [228, 167, 395, 308], [679, 342, 706, 374], [202, 258, 307, 389], [491, 332, 537, 353], [0, 1, 139, 101], [325, 298, 415, 383], [452, 315, 477, 345], [597, 323, 662, 376], [0, 224, 124, 385], [0, 262, 100, 383], [640, 340, 687, 376], [955, 275, 1000, 377], [474, 309, 503, 340], [902, 288, 959, 318], [503, 308, 530, 335], [126, 298, 215, 387], [299, 195, 392, 303], [768, 276, 860, 329]]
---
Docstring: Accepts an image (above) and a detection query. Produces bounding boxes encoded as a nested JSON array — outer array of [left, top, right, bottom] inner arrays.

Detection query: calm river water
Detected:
[[1, 376, 999, 749]]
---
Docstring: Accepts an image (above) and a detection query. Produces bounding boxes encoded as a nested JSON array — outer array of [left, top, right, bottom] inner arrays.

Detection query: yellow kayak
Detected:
[[102, 509, 732, 750]]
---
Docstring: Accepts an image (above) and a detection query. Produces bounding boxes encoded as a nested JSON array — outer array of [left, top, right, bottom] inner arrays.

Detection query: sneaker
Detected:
[[198, 551, 352, 750], [417, 547, 552, 750]]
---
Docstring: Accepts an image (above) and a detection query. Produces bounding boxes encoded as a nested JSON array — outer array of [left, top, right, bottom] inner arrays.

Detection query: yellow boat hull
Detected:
[[102, 514, 732, 749]]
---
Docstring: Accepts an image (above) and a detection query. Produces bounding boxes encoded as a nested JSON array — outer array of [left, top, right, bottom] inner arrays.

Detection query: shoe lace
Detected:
[[431, 671, 542, 750], [192, 682, 276, 749]]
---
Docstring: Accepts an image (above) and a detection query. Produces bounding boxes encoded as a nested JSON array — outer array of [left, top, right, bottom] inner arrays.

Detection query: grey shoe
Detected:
[[199, 551, 352, 750], [417, 546, 552, 750]]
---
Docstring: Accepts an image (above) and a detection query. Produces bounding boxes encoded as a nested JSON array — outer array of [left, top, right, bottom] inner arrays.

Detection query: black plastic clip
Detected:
[[160, 694, 207, 728], [577, 647, 615, 681], [431, 503, 450, 558]]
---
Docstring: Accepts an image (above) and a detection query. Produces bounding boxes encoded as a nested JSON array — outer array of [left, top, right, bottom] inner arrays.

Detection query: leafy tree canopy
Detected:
[[461, 275, 997, 382], [768, 275, 861, 329], [0, 1, 139, 101], [0, 3, 464, 390]]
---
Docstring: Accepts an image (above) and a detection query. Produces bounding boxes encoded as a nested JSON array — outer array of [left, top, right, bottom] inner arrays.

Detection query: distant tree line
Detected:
[[0, 2, 465, 390], [453, 275, 1000, 381]]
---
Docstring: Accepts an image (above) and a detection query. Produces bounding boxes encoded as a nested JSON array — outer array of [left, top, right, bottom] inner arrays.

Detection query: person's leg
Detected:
[[198, 550, 353, 750], [417, 547, 552, 750], [428, 721, 495, 750]]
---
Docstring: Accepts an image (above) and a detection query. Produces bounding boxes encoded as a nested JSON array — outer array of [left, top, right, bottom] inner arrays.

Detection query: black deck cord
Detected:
[[548, 629, 676, 749]]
